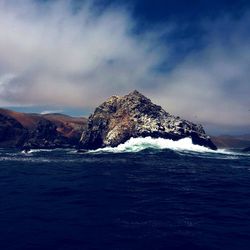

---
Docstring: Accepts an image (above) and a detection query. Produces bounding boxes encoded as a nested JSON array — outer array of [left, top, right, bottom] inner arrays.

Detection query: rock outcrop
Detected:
[[0, 91, 217, 150], [0, 113, 27, 147], [80, 90, 217, 150], [22, 119, 70, 149], [0, 108, 87, 149]]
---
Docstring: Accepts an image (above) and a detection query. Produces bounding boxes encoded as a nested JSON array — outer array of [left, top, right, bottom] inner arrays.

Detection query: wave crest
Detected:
[[89, 137, 214, 153], [21, 149, 54, 154]]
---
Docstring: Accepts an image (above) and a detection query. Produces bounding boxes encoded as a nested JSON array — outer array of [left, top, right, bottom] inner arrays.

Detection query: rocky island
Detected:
[[80, 90, 217, 150], [0, 91, 217, 150]]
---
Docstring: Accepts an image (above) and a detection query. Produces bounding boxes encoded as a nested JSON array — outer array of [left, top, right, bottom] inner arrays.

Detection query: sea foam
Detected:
[[21, 149, 54, 154], [89, 136, 250, 156], [89, 137, 215, 154]]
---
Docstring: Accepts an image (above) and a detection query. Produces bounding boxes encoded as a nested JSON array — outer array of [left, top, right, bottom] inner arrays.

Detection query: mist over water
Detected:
[[0, 140, 250, 249]]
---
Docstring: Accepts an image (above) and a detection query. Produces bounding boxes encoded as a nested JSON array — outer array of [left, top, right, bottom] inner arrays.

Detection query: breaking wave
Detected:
[[90, 137, 216, 154], [21, 149, 54, 154], [89, 137, 249, 156]]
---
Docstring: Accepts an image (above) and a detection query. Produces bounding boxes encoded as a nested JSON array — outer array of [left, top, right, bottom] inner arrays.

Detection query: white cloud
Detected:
[[0, 0, 249, 133], [40, 110, 63, 115], [0, 0, 168, 106], [153, 13, 250, 130]]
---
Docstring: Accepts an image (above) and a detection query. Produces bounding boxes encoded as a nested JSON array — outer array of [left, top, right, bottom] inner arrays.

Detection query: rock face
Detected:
[[22, 119, 70, 149], [80, 90, 217, 150], [0, 108, 87, 149], [0, 113, 27, 147]]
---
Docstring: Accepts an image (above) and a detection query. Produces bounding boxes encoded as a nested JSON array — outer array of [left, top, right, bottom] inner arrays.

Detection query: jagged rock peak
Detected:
[[128, 89, 146, 97], [125, 90, 151, 102], [80, 91, 217, 150]]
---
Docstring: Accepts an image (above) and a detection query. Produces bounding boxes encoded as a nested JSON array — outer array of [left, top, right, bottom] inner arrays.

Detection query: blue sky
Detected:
[[0, 0, 249, 135]]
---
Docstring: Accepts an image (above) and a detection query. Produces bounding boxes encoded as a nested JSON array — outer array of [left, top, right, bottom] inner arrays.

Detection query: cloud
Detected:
[[0, 0, 168, 106], [0, 0, 249, 133], [153, 13, 250, 131], [40, 110, 64, 115]]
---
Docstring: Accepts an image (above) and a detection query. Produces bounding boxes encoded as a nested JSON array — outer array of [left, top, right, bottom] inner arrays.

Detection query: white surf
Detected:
[[89, 137, 216, 154], [21, 149, 54, 154], [88, 136, 250, 156]]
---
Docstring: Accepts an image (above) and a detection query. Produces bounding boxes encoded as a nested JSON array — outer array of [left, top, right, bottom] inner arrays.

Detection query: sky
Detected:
[[0, 0, 249, 135]]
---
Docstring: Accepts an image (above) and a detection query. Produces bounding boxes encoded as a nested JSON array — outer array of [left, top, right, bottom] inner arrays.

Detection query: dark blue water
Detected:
[[0, 147, 250, 250]]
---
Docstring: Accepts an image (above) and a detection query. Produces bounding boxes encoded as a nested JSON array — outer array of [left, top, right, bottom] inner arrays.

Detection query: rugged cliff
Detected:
[[0, 109, 87, 149], [80, 90, 217, 150], [0, 113, 27, 147]]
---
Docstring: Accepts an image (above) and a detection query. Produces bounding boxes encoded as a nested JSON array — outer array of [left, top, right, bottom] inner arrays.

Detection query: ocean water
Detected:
[[0, 137, 250, 250]]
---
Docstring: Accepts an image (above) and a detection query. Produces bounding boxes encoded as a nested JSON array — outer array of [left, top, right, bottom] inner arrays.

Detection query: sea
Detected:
[[0, 137, 250, 250]]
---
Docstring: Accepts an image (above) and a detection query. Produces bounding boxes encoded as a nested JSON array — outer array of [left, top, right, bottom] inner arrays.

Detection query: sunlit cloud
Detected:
[[0, 0, 168, 106]]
